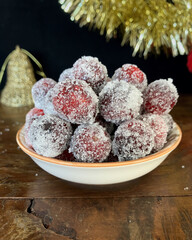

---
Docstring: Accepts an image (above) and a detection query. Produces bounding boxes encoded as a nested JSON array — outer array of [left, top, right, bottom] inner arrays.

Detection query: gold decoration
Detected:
[[59, 0, 192, 58], [0, 46, 46, 107]]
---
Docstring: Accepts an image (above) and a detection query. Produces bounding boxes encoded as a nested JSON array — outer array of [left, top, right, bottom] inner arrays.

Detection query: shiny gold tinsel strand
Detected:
[[59, 0, 192, 57], [0, 46, 46, 107]]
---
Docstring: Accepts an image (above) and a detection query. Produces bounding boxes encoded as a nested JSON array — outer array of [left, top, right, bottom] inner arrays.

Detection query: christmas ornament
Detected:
[[59, 0, 192, 58], [0, 46, 46, 107], [187, 50, 192, 72]]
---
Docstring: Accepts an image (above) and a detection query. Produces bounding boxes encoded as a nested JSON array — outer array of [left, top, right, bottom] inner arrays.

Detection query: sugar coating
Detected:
[[112, 64, 147, 92], [112, 119, 155, 161], [52, 79, 99, 124], [29, 115, 72, 157], [161, 114, 174, 134], [58, 68, 75, 82], [24, 108, 44, 147], [25, 108, 44, 123], [99, 80, 143, 125], [143, 78, 179, 114], [73, 56, 108, 94], [32, 78, 57, 109], [138, 113, 168, 152], [69, 123, 111, 163], [43, 88, 59, 116]]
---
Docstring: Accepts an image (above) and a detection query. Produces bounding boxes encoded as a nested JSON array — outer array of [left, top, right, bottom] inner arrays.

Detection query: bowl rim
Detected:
[[16, 123, 182, 168]]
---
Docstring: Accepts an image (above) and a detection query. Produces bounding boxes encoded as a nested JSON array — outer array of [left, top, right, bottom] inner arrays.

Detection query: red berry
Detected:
[[58, 68, 75, 82], [73, 56, 108, 93], [25, 108, 44, 147], [99, 80, 143, 124], [43, 88, 59, 116], [112, 119, 155, 161], [25, 108, 44, 123], [56, 149, 76, 162], [52, 79, 98, 124], [29, 115, 72, 157], [32, 78, 57, 109], [139, 114, 168, 151], [143, 79, 179, 114], [161, 114, 174, 134], [112, 64, 147, 92], [69, 123, 111, 163]]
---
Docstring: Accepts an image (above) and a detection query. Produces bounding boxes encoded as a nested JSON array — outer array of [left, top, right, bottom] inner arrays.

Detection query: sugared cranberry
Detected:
[[112, 64, 147, 92], [29, 115, 72, 157], [32, 78, 57, 109], [143, 79, 178, 114], [112, 119, 155, 161], [43, 88, 58, 116], [161, 114, 174, 134], [25, 108, 44, 147], [73, 56, 108, 93], [139, 114, 168, 152], [58, 68, 75, 82], [69, 123, 111, 163], [52, 79, 98, 124], [99, 80, 143, 125]]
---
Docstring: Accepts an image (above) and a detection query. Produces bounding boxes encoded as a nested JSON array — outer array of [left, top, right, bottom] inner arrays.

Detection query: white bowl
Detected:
[[16, 122, 182, 185]]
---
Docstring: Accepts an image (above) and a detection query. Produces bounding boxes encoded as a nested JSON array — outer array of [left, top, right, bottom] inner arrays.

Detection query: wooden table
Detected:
[[0, 95, 192, 240]]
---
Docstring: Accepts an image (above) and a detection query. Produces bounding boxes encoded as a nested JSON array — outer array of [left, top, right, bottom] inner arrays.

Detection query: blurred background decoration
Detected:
[[0, 0, 192, 94], [0, 46, 45, 107], [187, 50, 192, 72], [59, 0, 192, 58]]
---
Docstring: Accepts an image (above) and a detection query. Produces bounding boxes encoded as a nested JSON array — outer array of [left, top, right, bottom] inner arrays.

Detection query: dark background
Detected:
[[0, 0, 191, 93]]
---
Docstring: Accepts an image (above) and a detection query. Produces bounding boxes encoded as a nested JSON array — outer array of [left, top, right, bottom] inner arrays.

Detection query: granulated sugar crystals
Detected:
[[24, 57, 179, 162]]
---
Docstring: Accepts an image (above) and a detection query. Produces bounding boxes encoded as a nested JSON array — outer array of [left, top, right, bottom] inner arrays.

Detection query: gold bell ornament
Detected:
[[0, 46, 46, 107]]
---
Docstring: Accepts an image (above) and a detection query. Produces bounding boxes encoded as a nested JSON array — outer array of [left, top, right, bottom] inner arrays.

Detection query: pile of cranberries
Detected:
[[24, 56, 179, 162]]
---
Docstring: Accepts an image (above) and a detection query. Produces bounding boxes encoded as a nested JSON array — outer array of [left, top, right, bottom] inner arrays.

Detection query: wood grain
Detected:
[[0, 197, 192, 240], [0, 199, 69, 240]]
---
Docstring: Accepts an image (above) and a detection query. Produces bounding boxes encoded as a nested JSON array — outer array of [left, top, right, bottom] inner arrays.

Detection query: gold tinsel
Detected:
[[0, 46, 46, 107], [59, 0, 192, 57]]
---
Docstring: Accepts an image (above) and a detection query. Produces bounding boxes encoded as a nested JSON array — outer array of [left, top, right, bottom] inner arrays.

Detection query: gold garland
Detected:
[[59, 0, 192, 58]]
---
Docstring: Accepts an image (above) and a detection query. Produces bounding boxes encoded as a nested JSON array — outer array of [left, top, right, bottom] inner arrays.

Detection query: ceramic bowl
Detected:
[[16, 122, 182, 185]]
